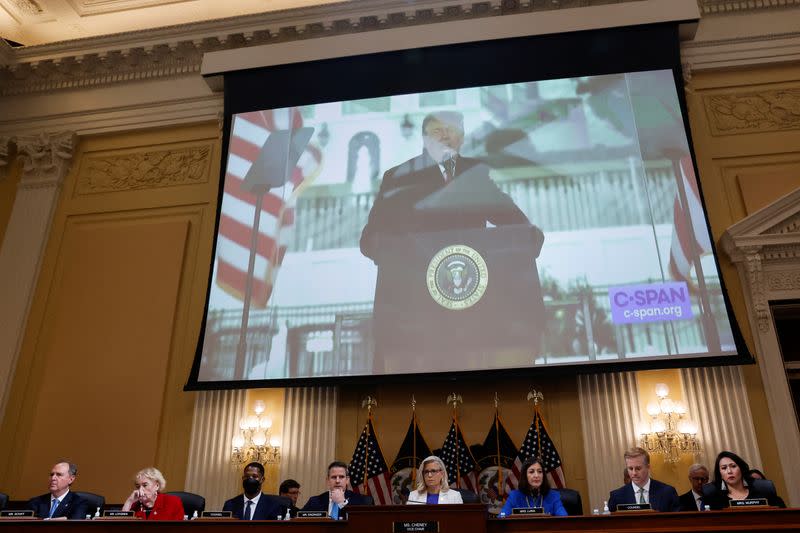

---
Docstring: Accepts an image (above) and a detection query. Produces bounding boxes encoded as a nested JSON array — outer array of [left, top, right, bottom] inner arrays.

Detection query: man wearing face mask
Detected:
[[222, 462, 288, 520], [359, 110, 529, 263]]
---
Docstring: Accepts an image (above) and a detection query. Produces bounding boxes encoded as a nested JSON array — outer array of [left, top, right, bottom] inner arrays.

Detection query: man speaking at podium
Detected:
[[359, 111, 543, 375], [360, 110, 529, 262]]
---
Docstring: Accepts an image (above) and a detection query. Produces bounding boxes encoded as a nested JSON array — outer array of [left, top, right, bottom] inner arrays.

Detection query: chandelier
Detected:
[[231, 400, 281, 466], [639, 383, 700, 463]]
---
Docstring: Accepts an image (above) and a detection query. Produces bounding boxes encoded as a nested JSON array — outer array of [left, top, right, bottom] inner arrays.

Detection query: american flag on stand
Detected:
[[349, 415, 393, 505], [506, 405, 566, 491], [668, 156, 713, 285], [216, 108, 321, 307], [441, 419, 480, 493]]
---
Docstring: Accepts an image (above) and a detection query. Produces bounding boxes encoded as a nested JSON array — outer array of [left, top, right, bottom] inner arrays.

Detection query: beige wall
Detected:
[[684, 62, 800, 499], [0, 159, 20, 249], [0, 123, 221, 502]]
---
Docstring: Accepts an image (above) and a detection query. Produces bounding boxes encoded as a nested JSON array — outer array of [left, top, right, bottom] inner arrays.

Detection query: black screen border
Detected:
[[185, 21, 753, 391]]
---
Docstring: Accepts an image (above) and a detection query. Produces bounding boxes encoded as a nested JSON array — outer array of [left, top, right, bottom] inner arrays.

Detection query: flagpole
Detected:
[[448, 393, 462, 487], [411, 396, 417, 486], [494, 393, 504, 498], [361, 396, 377, 494]]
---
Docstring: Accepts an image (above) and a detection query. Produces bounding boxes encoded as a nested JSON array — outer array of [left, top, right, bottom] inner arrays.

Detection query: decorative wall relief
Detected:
[[705, 89, 800, 135], [78, 144, 212, 194], [767, 270, 800, 292]]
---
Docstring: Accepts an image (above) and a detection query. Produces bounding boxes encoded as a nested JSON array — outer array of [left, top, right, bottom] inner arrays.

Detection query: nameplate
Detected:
[[200, 511, 233, 519], [0, 510, 35, 518], [511, 507, 544, 515], [615, 503, 652, 512], [103, 510, 135, 518], [393, 520, 440, 532], [296, 510, 329, 519], [729, 498, 768, 508]]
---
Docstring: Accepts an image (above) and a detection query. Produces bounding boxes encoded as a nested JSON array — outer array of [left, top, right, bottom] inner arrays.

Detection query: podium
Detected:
[[371, 224, 545, 375], [349, 504, 487, 533]]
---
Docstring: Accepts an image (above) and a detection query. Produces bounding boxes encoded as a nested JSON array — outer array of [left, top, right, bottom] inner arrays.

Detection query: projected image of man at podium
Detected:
[[359, 111, 545, 375], [360, 111, 529, 262]]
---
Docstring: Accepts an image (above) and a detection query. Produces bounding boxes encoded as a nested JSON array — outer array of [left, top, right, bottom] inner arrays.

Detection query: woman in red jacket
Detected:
[[122, 467, 184, 520]]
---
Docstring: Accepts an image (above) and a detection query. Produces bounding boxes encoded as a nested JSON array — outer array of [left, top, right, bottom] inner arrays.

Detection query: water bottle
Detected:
[[192, 510, 198, 520], [284, 509, 291, 520], [602, 501, 610, 515], [94, 508, 100, 519]]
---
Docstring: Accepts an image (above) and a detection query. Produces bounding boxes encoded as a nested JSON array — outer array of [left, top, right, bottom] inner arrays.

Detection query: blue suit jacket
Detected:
[[608, 479, 680, 512], [222, 493, 288, 520], [301, 490, 374, 517], [27, 491, 89, 520], [500, 489, 568, 516]]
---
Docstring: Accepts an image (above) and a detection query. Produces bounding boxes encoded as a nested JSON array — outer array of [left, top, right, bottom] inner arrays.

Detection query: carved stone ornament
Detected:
[[704, 89, 800, 135], [765, 212, 800, 235], [743, 247, 771, 333], [767, 270, 800, 292], [77, 144, 212, 194], [0, 0, 644, 97], [15, 131, 77, 189]]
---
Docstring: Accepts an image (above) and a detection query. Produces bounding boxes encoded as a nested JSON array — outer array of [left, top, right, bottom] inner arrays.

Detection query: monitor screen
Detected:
[[187, 24, 749, 388]]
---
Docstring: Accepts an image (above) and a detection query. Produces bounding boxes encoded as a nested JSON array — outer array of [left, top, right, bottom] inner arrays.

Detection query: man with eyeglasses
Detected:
[[359, 110, 529, 263], [301, 461, 373, 519], [679, 464, 709, 511]]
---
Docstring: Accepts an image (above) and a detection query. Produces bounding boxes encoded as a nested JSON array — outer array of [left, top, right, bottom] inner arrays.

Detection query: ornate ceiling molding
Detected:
[[698, 0, 800, 14], [0, 136, 11, 180], [15, 131, 77, 188], [1, 0, 647, 97]]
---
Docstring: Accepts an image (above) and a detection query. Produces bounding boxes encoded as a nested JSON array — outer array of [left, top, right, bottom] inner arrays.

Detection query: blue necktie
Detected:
[[244, 500, 252, 520], [48, 499, 59, 518], [331, 502, 339, 520]]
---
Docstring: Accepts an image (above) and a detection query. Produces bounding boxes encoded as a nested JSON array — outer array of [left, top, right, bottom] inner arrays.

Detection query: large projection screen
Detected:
[[187, 23, 750, 389]]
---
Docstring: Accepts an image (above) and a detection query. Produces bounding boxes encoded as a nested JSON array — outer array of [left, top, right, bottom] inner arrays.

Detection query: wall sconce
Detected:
[[400, 114, 415, 140], [231, 400, 281, 467], [639, 383, 700, 463]]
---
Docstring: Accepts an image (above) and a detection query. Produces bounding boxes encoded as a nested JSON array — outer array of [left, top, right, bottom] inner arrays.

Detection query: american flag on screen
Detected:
[[216, 108, 321, 307], [441, 419, 480, 493], [349, 415, 393, 505], [507, 405, 566, 490], [668, 156, 713, 285]]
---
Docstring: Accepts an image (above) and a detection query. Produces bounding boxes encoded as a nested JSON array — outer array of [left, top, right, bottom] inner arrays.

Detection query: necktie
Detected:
[[696, 496, 702, 511], [48, 498, 59, 518], [244, 500, 253, 521], [638, 488, 646, 504], [330, 502, 339, 520], [443, 158, 455, 182]]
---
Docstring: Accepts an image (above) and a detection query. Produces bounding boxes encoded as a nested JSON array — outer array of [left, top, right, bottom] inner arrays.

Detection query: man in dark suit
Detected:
[[608, 447, 680, 512], [359, 110, 529, 263], [301, 461, 373, 519], [27, 461, 88, 519], [223, 462, 289, 520], [679, 463, 709, 512], [279, 479, 301, 518]]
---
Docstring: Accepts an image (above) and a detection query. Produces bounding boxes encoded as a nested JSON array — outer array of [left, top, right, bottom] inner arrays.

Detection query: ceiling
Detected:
[[0, 0, 339, 46]]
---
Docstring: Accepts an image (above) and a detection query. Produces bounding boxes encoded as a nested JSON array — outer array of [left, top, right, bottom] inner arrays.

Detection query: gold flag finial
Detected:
[[527, 389, 544, 406], [411, 395, 417, 411], [362, 396, 377, 414], [494, 392, 500, 409], [447, 393, 462, 410]]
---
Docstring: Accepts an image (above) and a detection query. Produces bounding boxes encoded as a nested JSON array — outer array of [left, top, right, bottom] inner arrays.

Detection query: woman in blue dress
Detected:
[[500, 457, 567, 516]]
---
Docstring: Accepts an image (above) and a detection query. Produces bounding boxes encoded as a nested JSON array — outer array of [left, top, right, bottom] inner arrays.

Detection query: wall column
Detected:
[[281, 386, 338, 504], [0, 131, 76, 423], [578, 372, 641, 512]]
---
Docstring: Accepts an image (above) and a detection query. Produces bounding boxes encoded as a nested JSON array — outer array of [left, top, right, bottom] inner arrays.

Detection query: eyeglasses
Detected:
[[690, 477, 709, 482], [423, 469, 443, 476]]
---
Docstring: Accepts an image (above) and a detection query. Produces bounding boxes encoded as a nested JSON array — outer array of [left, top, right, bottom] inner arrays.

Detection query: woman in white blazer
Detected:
[[407, 455, 464, 505]]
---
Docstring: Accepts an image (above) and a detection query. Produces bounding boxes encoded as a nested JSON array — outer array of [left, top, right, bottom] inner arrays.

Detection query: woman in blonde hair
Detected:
[[406, 456, 463, 505], [121, 467, 184, 520]]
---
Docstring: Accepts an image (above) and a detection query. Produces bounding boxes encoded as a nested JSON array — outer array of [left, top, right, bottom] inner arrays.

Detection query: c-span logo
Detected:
[[427, 245, 488, 310]]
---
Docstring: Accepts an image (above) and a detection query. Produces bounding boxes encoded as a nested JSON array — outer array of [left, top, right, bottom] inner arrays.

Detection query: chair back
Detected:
[[0, 492, 8, 511], [557, 488, 583, 515], [73, 491, 104, 517], [751, 478, 777, 499], [453, 488, 479, 504], [165, 491, 205, 517]]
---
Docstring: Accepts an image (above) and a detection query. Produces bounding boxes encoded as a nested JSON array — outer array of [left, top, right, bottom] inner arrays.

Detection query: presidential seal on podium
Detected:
[[426, 244, 488, 310]]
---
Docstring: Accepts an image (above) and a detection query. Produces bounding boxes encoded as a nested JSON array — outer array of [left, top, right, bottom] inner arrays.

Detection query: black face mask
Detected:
[[243, 477, 262, 494]]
